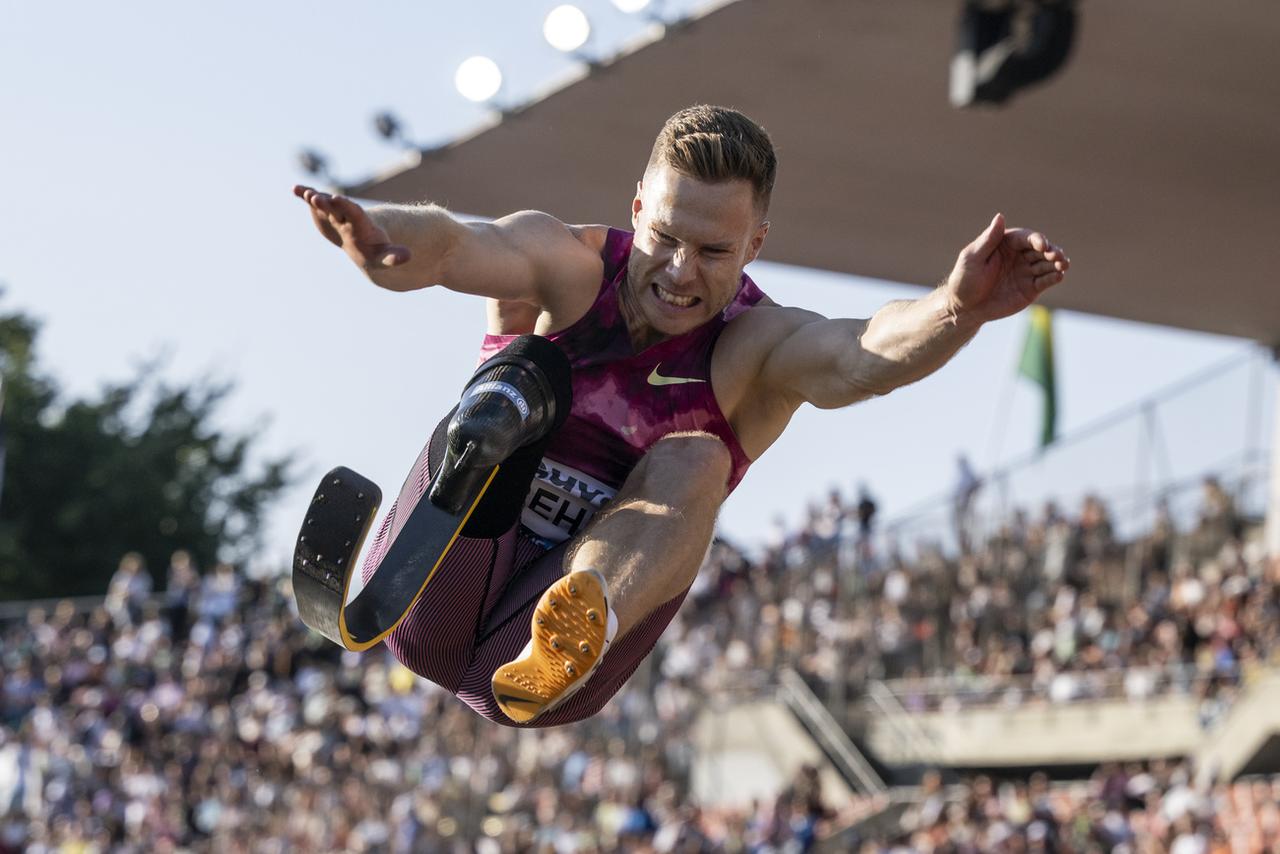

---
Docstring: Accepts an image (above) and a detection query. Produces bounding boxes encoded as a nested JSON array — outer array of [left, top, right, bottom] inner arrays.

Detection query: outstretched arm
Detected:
[[293, 185, 601, 305], [761, 214, 1069, 409]]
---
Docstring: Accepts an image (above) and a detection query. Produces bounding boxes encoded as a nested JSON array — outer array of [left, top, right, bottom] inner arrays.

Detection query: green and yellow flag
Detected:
[[1018, 305, 1056, 448]]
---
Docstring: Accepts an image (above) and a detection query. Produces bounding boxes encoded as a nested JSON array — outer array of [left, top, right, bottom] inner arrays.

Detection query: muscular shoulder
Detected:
[[718, 302, 826, 367], [494, 211, 606, 271], [488, 214, 610, 331], [712, 302, 827, 457], [566, 222, 610, 255]]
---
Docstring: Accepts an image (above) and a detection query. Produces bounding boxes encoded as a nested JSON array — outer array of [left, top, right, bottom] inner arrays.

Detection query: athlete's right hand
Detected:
[[293, 185, 411, 271]]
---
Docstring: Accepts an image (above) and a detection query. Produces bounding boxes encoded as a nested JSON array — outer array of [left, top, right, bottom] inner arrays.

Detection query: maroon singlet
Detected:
[[479, 227, 766, 544]]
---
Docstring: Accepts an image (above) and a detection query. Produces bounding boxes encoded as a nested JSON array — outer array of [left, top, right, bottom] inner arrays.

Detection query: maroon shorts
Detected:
[[359, 435, 687, 727]]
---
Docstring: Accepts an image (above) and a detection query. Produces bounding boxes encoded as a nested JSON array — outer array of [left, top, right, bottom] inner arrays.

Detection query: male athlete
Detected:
[[294, 105, 1069, 727]]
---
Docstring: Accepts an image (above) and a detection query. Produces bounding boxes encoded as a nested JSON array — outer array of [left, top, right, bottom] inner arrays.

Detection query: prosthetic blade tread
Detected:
[[291, 464, 497, 651]]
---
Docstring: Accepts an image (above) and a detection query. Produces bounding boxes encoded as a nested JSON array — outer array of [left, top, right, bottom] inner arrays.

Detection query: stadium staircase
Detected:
[[1195, 668, 1280, 779], [691, 670, 937, 850], [689, 677, 866, 808]]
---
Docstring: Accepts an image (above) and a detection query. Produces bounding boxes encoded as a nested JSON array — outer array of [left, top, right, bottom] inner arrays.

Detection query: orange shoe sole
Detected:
[[492, 569, 614, 724]]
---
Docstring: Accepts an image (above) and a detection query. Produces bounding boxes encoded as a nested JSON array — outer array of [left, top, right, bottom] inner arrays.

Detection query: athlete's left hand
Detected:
[[943, 213, 1070, 325]]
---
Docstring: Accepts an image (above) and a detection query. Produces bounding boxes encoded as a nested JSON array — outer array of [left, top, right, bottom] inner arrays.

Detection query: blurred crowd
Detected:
[[0, 550, 833, 852], [1, 474, 1277, 851], [682, 476, 1279, 717], [857, 762, 1280, 853]]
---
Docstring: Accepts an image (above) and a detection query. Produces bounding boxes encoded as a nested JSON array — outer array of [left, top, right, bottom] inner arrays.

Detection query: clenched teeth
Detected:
[[653, 283, 698, 308]]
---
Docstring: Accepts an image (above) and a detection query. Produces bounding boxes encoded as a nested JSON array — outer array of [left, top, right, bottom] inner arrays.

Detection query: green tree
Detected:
[[0, 298, 295, 599]]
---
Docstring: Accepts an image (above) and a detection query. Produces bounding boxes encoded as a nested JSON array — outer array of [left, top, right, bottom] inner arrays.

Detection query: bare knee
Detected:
[[636, 432, 732, 504]]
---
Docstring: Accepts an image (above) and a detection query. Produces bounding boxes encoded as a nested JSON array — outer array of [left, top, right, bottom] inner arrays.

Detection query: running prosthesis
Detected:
[[291, 335, 572, 650]]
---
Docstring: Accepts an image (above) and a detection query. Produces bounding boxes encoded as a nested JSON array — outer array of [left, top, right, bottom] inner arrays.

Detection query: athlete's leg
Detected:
[[484, 432, 731, 724], [566, 431, 732, 639]]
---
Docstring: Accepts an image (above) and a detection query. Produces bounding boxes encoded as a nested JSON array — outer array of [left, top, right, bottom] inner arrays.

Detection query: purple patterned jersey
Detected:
[[478, 228, 766, 544]]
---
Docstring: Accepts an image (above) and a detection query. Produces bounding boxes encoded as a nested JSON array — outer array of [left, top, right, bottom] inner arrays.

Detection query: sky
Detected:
[[1, 0, 1269, 571]]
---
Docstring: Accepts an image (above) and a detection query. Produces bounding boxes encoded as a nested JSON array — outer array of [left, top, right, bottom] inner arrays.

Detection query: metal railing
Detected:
[[0, 593, 109, 622], [777, 667, 886, 796], [872, 660, 1250, 714], [869, 348, 1272, 562], [864, 680, 943, 763]]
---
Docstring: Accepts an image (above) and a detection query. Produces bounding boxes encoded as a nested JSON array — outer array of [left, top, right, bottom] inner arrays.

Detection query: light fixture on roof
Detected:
[[543, 4, 592, 53], [296, 148, 336, 185], [372, 111, 415, 150], [454, 56, 504, 103], [612, 0, 672, 25]]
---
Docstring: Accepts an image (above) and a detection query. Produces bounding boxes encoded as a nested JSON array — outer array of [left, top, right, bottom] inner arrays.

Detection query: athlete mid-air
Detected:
[[293, 105, 1069, 727]]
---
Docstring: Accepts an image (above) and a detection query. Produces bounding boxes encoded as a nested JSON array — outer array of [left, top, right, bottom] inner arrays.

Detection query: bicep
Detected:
[[759, 313, 875, 410], [441, 211, 601, 305]]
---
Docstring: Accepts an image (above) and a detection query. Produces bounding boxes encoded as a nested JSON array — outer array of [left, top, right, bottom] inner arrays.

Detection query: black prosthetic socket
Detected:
[[428, 335, 572, 531], [426, 407, 558, 538]]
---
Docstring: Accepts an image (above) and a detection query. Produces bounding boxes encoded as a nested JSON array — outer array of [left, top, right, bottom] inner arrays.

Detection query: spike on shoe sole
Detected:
[[492, 569, 617, 724]]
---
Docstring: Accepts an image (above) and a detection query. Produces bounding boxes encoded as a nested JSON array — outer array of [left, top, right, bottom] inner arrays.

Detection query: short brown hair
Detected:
[[646, 105, 777, 215]]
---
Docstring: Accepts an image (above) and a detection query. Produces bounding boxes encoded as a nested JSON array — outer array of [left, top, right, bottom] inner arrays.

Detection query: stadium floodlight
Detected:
[[454, 56, 504, 103], [374, 111, 402, 142], [373, 110, 420, 151], [543, 5, 591, 53], [297, 148, 334, 183], [610, 0, 652, 12]]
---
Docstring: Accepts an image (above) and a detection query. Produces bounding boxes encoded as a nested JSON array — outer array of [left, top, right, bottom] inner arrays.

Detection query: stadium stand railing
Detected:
[[871, 350, 1270, 557], [777, 667, 885, 796]]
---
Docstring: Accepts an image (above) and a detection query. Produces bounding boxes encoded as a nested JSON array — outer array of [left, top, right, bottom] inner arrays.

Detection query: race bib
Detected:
[[520, 458, 617, 544]]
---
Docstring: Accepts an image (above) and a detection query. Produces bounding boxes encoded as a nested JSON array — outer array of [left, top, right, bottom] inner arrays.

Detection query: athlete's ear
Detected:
[[745, 220, 770, 265], [631, 180, 644, 228]]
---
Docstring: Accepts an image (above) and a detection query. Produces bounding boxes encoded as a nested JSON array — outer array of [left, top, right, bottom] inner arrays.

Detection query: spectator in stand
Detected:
[[952, 454, 982, 555], [851, 484, 880, 575], [856, 484, 878, 543], [1195, 475, 1240, 561], [104, 551, 151, 629], [197, 561, 240, 626], [164, 550, 199, 646]]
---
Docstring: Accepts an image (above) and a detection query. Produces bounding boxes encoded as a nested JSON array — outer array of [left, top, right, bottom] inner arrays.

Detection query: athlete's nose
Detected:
[[666, 247, 698, 286]]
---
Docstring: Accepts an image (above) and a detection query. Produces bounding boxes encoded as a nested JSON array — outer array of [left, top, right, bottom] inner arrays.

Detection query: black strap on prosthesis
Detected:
[[429, 334, 573, 537]]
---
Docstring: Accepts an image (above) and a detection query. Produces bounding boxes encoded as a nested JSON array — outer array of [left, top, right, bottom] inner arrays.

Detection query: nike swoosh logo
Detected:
[[647, 365, 707, 386], [496, 693, 541, 707]]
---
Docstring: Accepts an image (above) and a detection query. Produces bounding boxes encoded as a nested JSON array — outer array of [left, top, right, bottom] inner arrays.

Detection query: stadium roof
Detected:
[[349, 0, 1280, 345]]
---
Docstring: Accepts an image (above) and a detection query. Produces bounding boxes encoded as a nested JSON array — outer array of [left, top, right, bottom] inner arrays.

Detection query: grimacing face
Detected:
[[624, 161, 769, 347]]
